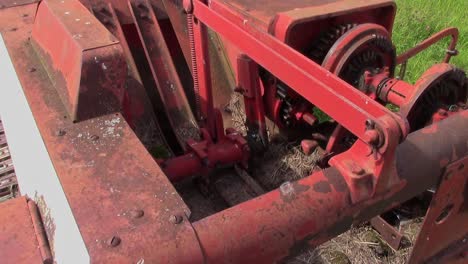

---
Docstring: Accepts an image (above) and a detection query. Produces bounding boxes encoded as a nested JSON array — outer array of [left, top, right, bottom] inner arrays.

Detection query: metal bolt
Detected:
[[234, 86, 244, 94], [446, 49, 459, 56], [55, 129, 66, 137], [90, 135, 100, 141], [169, 215, 183, 224], [351, 165, 365, 176], [201, 158, 210, 166], [107, 236, 121, 247], [129, 210, 144, 219], [438, 109, 448, 116], [301, 140, 319, 156], [363, 129, 380, 145], [448, 105, 458, 112], [365, 119, 376, 129], [243, 145, 250, 152]]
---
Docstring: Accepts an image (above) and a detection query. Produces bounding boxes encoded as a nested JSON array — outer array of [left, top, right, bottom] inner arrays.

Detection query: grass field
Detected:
[[393, 0, 467, 83]]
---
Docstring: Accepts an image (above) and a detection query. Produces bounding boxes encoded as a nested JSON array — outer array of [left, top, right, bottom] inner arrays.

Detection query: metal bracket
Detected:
[[370, 216, 403, 251], [408, 157, 468, 263]]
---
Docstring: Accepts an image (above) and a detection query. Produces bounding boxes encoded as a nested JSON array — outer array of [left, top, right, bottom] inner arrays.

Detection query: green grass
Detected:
[[393, 0, 468, 83]]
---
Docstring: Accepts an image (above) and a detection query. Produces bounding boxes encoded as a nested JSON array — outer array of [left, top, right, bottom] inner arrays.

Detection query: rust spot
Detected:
[[440, 157, 450, 167], [313, 181, 331, 193], [282, 216, 353, 263], [323, 168, 348, 192], [421, 123, 439, 134]]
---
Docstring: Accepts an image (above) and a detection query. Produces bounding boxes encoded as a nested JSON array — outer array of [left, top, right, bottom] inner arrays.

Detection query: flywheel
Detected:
[[312, 23, 397, 153], [401, 63, 467, 131]]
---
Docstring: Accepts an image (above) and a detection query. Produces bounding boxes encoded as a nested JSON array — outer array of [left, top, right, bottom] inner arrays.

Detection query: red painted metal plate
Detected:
[[0, 197, 43, 264], [0, 2, 36, 32], [408, 157, 468, 263], [218, 0, 340, 25], [217, 0, 393, 29], [1, 5, 204, 262]]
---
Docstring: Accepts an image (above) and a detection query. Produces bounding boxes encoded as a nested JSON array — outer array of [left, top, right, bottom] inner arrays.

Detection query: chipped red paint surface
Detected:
[[1, 5, 204, 262], [0, 0, 467, 263], [0, 197, 44, 264]]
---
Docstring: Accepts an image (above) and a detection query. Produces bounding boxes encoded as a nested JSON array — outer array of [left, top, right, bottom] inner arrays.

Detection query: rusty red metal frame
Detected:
[[1, 0, 467, 263], [188, 0, 410, 203]]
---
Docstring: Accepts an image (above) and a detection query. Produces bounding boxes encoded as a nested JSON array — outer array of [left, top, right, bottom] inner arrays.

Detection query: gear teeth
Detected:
[[307, 23, 357, 63], [338, 35, 395, 89], [409, 68, 468, 131]]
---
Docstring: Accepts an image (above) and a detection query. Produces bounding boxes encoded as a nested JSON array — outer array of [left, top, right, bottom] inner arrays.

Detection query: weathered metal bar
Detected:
[[28, 200, 53, 264], [396, 27, 459, 64], [190, 4, 217, 138], [236, 54, 268, 147], [192, 112, 468, 263], [130, 0, 199, 148], [93, 2, 171, 153]]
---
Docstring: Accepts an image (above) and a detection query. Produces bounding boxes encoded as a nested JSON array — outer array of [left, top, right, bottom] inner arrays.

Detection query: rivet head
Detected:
[[107, 236, 121, 247], [438, 109, 448, 116], [55, 129, 66, 137], [129, 210, 144, 219], [363, 129, 379, 145], [169, 215, 183, 224], [365, 119, 375, 129]]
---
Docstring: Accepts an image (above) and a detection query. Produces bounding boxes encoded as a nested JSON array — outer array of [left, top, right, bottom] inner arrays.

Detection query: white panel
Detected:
[[0, 34, 89, 264]]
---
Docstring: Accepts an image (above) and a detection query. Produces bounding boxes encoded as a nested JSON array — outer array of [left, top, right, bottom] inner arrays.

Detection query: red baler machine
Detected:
[[0, 0, 466, 263]]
